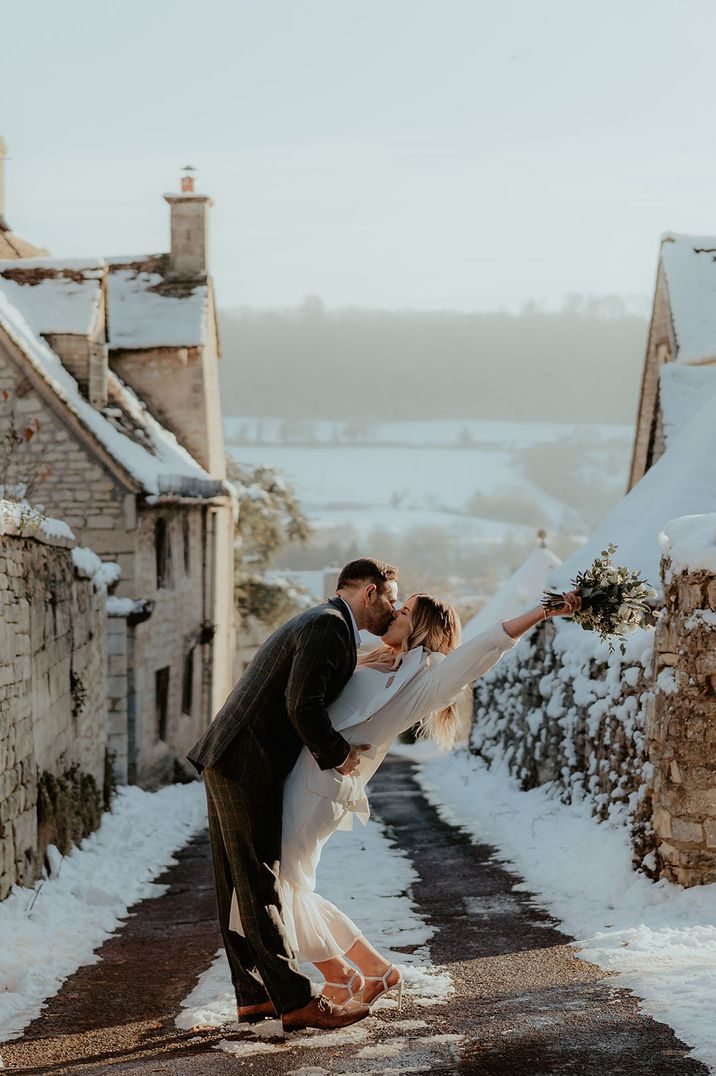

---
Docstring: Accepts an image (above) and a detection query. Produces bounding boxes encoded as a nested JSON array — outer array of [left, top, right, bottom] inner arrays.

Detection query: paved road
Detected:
[[2, 757, 707, 1074]]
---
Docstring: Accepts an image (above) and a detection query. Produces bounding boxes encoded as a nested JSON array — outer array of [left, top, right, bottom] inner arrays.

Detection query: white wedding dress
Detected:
[[229, 622, 517, 963]]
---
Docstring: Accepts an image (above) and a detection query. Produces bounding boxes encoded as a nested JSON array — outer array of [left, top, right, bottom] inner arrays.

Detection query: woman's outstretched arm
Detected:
[[404, 590, 582, 719], [501, 590, 580, 639]]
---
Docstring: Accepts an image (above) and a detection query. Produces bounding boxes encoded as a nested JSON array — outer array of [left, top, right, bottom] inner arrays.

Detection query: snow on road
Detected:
[[177, 814, 452, 1060], [414, 746, 716, 1074], [0, 782, 208, 1043]]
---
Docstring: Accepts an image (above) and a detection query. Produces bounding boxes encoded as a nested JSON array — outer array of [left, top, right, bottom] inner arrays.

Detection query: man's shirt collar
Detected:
[[337, 597, 362, 646]]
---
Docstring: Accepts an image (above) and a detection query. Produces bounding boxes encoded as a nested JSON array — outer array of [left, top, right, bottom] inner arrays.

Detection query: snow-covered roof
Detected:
[[661, 233, 716, 365], [551, 392, 716, 593], [659, 514, 716, 575], [0, 257, 104, 337], [0, 289, 223, 499], [107, 256, 208, 349], [659, 363, 716, 448], [463, 545, 562, 641]]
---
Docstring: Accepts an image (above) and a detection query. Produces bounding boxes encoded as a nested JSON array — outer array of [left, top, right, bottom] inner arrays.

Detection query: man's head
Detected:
[[336, 557, 399, 637]]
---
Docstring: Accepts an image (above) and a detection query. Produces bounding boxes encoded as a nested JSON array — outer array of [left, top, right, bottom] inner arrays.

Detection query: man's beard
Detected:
[[367, 606, 395, 637]]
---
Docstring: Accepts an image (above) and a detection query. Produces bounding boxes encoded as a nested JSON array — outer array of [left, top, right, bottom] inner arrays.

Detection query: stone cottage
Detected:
[[0, 150, 236, 788], [630, 232, 716, 486]]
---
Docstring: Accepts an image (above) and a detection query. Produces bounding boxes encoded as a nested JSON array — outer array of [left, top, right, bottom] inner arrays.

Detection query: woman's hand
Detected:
[[502, 590, 581, 639], [543, 589, 581, 618]]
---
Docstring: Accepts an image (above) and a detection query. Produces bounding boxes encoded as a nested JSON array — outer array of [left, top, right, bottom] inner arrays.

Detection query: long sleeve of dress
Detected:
[[344, 622, 519, 757], [411, 622, 518, 718]]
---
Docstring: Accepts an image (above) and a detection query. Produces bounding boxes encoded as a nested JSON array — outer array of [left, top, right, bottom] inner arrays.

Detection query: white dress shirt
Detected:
[[337, 597, 362, 647]]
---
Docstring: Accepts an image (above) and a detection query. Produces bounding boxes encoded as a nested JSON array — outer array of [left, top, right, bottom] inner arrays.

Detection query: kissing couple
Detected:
[[188, 558, 580, 1033]]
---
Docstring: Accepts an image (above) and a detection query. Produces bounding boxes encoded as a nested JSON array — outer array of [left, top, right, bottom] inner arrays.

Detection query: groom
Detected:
[[187, 558, 399, 1032]]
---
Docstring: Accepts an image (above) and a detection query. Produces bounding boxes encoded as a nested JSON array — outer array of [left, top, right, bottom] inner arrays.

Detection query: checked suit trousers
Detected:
[[202, 732, 313, 1015]]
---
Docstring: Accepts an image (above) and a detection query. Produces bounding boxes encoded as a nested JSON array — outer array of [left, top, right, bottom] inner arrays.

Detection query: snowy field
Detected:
[[225, 417, 632, 542], [413, 746, 716, 1074]]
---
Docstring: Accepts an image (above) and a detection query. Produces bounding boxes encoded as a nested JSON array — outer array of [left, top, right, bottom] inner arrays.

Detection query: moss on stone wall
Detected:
[[36, 765, 103, 860]]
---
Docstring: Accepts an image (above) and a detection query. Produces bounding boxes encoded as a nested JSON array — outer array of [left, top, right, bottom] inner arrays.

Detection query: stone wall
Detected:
[[647, 563, 716, 885], [0, 521, 107, 899], [472, 554, 716, 886], [471, 622, 657, 865]]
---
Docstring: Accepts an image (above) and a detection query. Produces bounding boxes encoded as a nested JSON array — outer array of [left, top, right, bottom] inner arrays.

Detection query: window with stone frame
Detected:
[[155, 517, 172, 589], [182, 646, 195, 716], [155, 666, 170, 742]]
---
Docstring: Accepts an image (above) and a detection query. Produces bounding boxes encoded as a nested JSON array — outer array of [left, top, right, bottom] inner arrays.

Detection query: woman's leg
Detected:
[[345, 936, 402, 1003], [313, 955, 365, 1005]]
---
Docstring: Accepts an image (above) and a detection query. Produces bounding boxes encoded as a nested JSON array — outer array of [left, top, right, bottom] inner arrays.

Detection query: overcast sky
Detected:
[[1, 0, 715, 311]]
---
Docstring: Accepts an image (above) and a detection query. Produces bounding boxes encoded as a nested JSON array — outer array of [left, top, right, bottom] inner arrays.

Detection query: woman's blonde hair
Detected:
[[358, 593, 463, 749]]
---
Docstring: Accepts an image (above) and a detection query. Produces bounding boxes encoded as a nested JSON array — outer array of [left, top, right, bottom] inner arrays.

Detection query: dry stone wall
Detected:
[[471, 621, 657, 866], [0, 522, 107, 899], [472, 553, 716, 886], [647, 563, 716, 885]]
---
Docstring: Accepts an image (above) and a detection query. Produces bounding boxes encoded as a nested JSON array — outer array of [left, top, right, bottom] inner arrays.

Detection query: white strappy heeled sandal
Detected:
[[362, 964, 403, 1012], [320, 969, 365, 1009]]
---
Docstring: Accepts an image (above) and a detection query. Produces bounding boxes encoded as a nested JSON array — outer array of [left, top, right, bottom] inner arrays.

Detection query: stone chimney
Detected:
[[164, 166, 213, 279]]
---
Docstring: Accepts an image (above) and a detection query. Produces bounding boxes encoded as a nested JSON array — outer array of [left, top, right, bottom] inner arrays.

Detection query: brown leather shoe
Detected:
[[238, 999, 278, 1022], [282, 994, 370, 1032]]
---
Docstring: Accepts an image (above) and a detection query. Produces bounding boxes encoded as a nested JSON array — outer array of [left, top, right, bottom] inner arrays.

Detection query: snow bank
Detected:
[[551, 391, 716, 591], [659, 514, 716, 575], [415, 749, 716, 1073], [660, 363, 716, 447], [463, 546, 561, 641], [0, 782, 207, 1042]]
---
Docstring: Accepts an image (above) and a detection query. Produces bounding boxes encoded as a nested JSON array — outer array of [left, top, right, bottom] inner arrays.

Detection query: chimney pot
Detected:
[[181, 165, 196, 193]]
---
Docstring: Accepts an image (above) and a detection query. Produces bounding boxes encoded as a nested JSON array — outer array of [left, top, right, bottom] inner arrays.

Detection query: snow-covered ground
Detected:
[[413, 746, 716, 1074], [0, 782, 208, 1043], [0, 772, 450, 1063], [225, 417, 632, 541], [177, 814, 452, 1055]]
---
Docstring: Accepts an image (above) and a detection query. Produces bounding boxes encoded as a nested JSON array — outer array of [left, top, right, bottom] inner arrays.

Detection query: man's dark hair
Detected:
[[336, 558, 399, 591]]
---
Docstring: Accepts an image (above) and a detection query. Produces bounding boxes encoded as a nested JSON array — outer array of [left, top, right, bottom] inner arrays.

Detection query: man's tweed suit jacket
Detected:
[[187, 598, 357, 778]]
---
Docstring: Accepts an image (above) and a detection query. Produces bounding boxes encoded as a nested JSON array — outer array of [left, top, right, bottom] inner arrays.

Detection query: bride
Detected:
[[230, 587, 579, 1010]]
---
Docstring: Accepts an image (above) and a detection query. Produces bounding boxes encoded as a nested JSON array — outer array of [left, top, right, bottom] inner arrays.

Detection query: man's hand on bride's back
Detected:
[[336, 745, 370, 776]]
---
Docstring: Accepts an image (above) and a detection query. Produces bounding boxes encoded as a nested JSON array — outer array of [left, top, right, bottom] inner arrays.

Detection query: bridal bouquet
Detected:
[[542, 544, 656, 653]]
